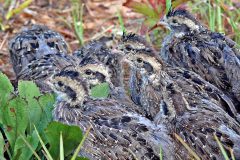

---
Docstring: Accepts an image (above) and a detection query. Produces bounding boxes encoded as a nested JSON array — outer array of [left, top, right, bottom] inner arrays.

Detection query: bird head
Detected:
[[48, 66, 89, 106], [78, 58, 113, 89], [158, 9, 203, 36], [118, 33, 163, 77]]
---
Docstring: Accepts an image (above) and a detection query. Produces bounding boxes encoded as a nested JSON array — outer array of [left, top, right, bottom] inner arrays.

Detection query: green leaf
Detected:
[[90, 82, 110, 98], [166, 0, 171, 13], [18, 81, 42, 133], [20, 134, 41, 160], [0, 72, 14, 123], [3, 97, 28, 149], [0, 131, 6, 160], [124, 1, 159, 19], [13, 131, 39, 160], [35, 93, 55, 135], [18, 81, 41, 100], [45, 121, 83, 159]]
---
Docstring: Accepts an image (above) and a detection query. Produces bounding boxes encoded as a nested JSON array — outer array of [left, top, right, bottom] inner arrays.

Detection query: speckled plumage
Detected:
[[73, 38, 123, 87], [9, 25, 77, 91], [119, 33, 240, 159], [50, 67, 175, 160], [160, 9, 240, 107], [9, 25, 69, 76]]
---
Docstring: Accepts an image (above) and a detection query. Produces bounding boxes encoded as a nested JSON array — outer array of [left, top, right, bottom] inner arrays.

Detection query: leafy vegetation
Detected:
[[0, 72, 88, 160], [123, 0, 240, 47], [189, 0, 240, 45], [90, 82, 110, 98]]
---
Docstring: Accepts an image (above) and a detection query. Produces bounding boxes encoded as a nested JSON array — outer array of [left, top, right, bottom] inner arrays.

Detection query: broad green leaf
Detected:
[[13, 131, 39, 160], [35, 93, 55, 135], [166, 0, 171, 13], [3, 97, 28, 149], [45, 121, 83, 159], [18, 81, 42, 133], [0, 72, 14, 123], [18, 81, 41, 100], [0, 131, 5, 160], [124, 1, 159, 19], [90, 82, 110, 98]]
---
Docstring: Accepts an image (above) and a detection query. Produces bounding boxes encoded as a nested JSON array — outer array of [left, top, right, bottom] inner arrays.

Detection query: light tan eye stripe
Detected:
[[136, 54, 162, 71], [76, 64, 111, 79]]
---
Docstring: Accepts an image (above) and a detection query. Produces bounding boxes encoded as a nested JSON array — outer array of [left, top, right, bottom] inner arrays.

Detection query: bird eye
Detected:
[[85, 69, 92, 75], [136, 58, 143, 63], [172, 19, 177, 23], [57, 81, 64, 87], [125, 45, 132, 51]]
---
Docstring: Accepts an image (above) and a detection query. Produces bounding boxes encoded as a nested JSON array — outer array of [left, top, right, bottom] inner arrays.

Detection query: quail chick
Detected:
[[8, 25, 69, 77], [73, 38, 123, 88], [118, 33, 240, 159], [49, 66, 175, 160], [159, 9, 240, 106], [73, 59, 146, 115]]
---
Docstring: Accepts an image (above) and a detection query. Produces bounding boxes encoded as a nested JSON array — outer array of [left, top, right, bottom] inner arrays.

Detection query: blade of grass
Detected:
[[208, 0, 215, 31], [71, 126, 91, 160], [214, 133, 230, 160], [230, 148, 236, 160], [60, 132, 64, 160], [117, 10, 125, 33], [174, 133, 200, 160], [5, 0, 33, 20], [159, 145, 163, 160], [71, 0, 84, 46], [215, 0, 224, 33], [34, 125, 53, 160], [20, 134, 41, 160]]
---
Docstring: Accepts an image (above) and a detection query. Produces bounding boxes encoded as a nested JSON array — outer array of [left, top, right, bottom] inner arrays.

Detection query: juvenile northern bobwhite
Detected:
[[9, 25, 77, 91], [159, 9, 240, 106], [73, 38, 126, 99], [49, 66, 175, 160], [8, 25, 69, 77], [118, 33, 240, 159], [73, 38, 123, 87]]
